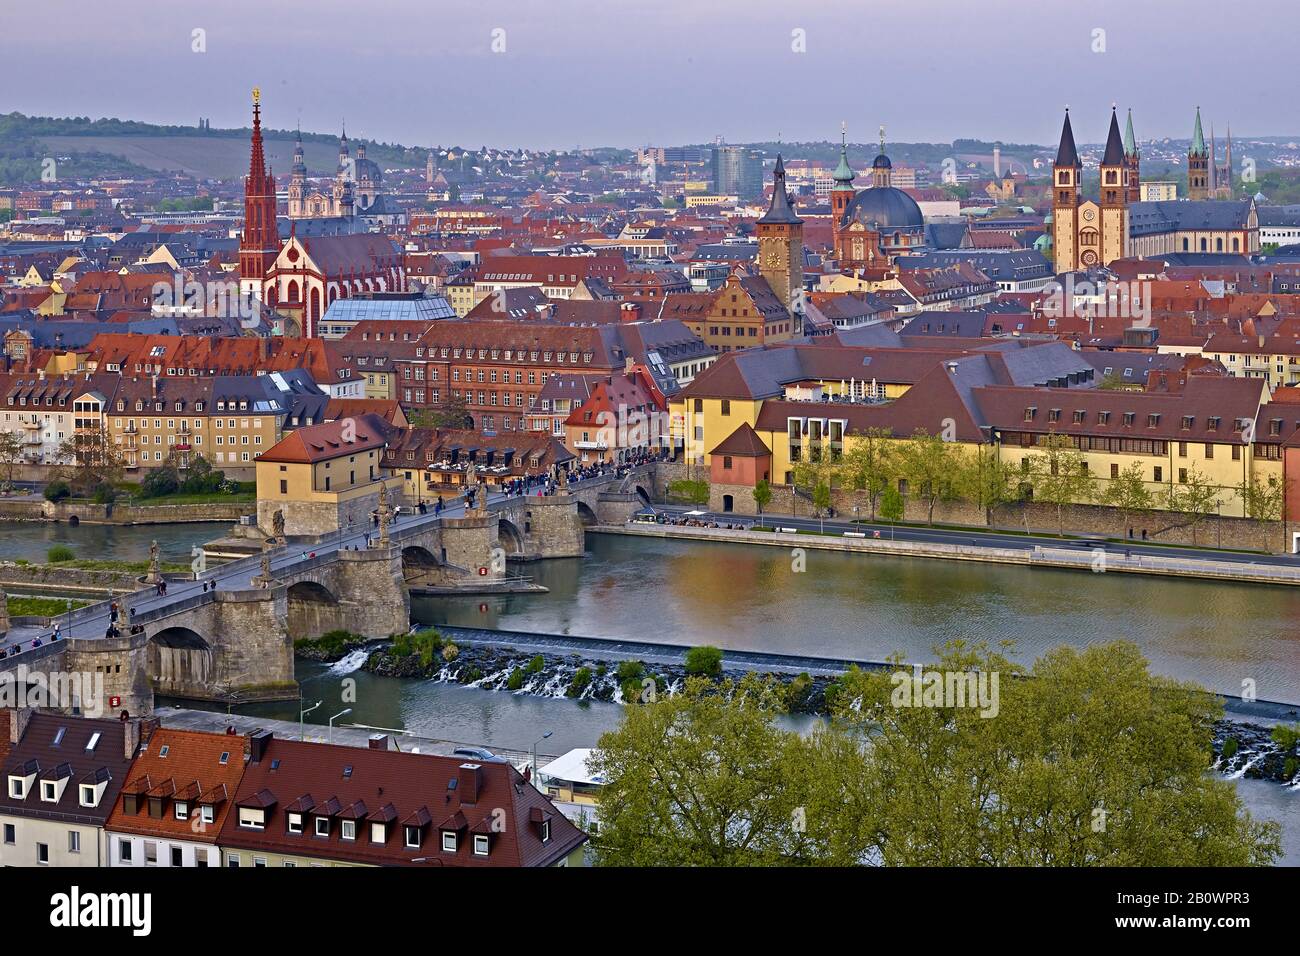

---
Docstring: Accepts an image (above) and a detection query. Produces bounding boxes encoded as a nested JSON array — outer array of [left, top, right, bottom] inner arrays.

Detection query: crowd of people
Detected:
[[634, 512, 752, 531]]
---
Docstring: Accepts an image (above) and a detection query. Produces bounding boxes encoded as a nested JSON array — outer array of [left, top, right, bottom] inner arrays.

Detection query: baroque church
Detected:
[[831, 127, 927, 270], [1051, 107, 1258, 272], [285, 124, 397, 228]]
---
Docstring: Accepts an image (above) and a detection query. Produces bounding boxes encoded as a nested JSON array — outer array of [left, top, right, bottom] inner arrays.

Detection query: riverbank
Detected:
[[598, 523, 1300, 586], [0, 498, 251, 525]]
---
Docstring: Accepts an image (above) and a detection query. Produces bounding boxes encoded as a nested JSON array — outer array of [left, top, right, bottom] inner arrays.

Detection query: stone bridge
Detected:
[[0, 466, 663, 717]]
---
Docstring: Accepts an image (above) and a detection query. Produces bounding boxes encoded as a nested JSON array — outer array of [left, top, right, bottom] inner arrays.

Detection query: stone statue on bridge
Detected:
[[146, 540, 163, 585], [270, 508, 285, 544], [254, 548, 273, 589], [377, 483, 392, 548]]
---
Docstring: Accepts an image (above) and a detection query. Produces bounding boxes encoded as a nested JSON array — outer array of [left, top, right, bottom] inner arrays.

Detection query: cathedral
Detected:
[[1050, 107, 1257, 272], [830, 127, 927, 270]]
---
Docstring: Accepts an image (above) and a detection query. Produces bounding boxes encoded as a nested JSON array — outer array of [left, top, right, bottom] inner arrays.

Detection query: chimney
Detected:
[[624, 355, 635, 375], [459, 762, 481, 804], [123, 717, 141, 759], [9, 706, 31, 744], [368, 733, 392, 750], [249, 729, 273, 762], [1258, 334, 1265, 349]]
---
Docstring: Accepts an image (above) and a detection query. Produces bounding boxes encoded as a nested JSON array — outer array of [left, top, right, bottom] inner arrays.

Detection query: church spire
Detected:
[[1123, 108, 1138, 158], [1101, 105, 1125, 166], [1191, 106, 1208, 156], [1055, 108, 1081, 167], [832, 122, 855, 191]]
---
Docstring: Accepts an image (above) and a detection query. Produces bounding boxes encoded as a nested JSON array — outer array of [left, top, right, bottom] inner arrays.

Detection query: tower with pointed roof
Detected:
[[287, 125, 308, 217], [755, 156, 804, 315], [239, 88, 280, 299], [830, 123, 855, 239], [1123, 109, 1140, 203], [1050, 109, 1082, 271], [1213, 124, 1233, 200], [1098, 107, 1131, 268], [1188, 107, 1210, 200]]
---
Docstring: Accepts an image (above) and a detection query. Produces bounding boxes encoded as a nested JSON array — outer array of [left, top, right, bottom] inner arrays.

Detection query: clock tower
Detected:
[[1051, 109, 1082, 272], [756, 155, 804, 315]]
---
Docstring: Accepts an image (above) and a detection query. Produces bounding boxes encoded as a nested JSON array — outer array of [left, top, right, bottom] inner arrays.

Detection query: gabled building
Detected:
[[107, 728, 249, 867], [216, 731, 587, 867]]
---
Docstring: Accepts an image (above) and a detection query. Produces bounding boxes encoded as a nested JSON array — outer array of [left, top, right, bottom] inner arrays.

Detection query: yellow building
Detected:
[[255, 412, 403, 536]]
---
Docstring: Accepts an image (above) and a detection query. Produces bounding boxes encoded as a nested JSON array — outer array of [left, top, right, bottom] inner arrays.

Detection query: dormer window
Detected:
[[200, 804, 215, 825], [473, 834, 490, 857], [340, 820, 356, 841], [315, 816, 330, 837], [8, 777, 24, 799], [174, 801, 188, 820], [404, 826, 421, 849], [441, 831, 457, 852], [40, 780, 57, 802], [79, 784, 98, 808], [237, 807, 266, 830], [541, 820, 551, 843], [370, 822, 386, 844]]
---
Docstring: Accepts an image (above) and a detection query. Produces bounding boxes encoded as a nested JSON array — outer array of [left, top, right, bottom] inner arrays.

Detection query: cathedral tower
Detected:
[[1050, 109, 1082, 272], [1098, 107, 1130, 266], [755, 155, 804, 315], [1188, 107, 1210, 200], [830, 124, 855, 255], [287, 125, 307, 218], [239, 88, 280, 298], [1123, 109, 1140, 203]]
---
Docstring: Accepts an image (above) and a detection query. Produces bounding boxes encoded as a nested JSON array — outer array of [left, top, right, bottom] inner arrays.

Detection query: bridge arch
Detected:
[[148, 626, 214, 697], [576, 501, 598, 526], [286, 579, 342, 641], [498, 517, 525, 555], [287, 580, 339, 605], [633, 485, 652, 506]]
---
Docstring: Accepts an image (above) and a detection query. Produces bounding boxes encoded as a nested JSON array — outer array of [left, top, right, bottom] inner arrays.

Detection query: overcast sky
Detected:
[[2, 0, 1290, 150]]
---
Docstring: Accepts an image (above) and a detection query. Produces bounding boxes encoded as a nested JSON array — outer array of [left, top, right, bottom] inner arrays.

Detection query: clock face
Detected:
[[1082, 208, 1096, 222], [1081, 250, 1099, 266]]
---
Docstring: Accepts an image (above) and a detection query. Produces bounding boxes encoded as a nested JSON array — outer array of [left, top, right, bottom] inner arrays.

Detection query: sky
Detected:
[[1, 0, 1293, 151]]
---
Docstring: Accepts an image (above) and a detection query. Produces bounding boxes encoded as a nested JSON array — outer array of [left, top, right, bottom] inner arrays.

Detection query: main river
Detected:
[[7, 521, 1296, 863]]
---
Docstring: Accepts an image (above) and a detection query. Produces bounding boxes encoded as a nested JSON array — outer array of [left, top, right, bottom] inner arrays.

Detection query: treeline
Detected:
[[788, 428, 1285, 541], [591, 640, 1283, 866]]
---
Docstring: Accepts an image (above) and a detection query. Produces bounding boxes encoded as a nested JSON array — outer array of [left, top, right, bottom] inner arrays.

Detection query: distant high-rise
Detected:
[[711, 146, 763, 200]]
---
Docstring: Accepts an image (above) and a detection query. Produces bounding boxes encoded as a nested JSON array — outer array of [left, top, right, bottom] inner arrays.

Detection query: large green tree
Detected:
[[1098, 461, 1154, 536], [839, 427, 896, 520], [895, 430, 958, 525], [1030, 433, 1094, 535]]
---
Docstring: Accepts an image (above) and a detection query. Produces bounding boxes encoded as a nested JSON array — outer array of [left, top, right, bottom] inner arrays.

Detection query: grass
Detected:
[[130, 490, 255, 507], [61, 559, 189, 573], [7, 596, 89, 616]]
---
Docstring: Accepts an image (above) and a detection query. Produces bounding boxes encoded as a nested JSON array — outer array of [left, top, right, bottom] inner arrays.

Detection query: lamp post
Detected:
[[329, 708, 352, 744], [531, 730, 552, 785], [300, 699, 322, 741]]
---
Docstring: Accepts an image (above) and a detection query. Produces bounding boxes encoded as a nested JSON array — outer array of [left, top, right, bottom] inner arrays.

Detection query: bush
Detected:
[[525, 655, 545, 675], [441, 643, 460, 663], [567, 666, 593, 697], [615, 660, 645, 682], [1221, 737, 1239, 760], [91, 482, 118, 504], [684, 645, 723, 678], [46, 545, 75, 563], [506, 669, 525, 691], [43, 481, 71, 503], [621, 677, 651, 704], [392, 629, 442, 667], [667, 479, 709, 506], [139, 465, 181, 498], [785, 672, 814, 710]]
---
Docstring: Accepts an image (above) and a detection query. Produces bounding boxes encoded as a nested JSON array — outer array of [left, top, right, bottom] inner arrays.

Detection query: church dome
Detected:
[[871, 153, 892, 170], [842, 186, 923, 230]]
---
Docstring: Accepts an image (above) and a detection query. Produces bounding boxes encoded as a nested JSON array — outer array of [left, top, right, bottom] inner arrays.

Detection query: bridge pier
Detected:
[[512, 494, 585, 559], [439, 514, 507, 580]]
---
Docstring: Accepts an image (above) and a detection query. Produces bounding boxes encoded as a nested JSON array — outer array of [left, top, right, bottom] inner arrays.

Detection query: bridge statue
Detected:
[[146, 540, 163, 584], [271, 508, 285, 544], [378, 482, 392, 548], [253, 547, 273, 589]]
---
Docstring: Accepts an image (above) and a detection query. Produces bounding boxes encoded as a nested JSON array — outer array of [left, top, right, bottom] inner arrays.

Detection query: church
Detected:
[[830, 128, 927, 270], [1051, 107, 1258, 272], [239, 90, 406, 338]]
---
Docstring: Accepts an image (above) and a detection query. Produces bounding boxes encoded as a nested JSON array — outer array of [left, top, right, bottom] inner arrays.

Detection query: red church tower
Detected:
[[239, 87, 280, 298]]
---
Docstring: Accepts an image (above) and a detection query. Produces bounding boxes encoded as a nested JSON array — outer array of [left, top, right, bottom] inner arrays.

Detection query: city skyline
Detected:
[[3, 0, 1293, 151]]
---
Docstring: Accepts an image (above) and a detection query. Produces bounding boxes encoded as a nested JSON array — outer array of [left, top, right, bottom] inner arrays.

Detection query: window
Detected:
[[174, 801, 188, 821], [119, 838, 133, 861], [227, 854, 240, 868], [171, 845, 183, 867], [40, 780, 57, 802], [2, 824, 13, 845], [7, 778, 23, 799], [79, 784, 96, 807], [315, 816, 330, 837], [238, 807, 265, 829], [473, 834, 490, 856], [541, 819, 551, 843], [145, 841, 158, 865], [201, 805, 215, 825], [1153, 466, 1163, 482], [36, 842, 49, 865], [370, 822, 386, 843], [442, 831, 457, 852], [341, 820, 356, 841], [68, 831, 80, 854], [405, 826, 421, 849], [288, 812, 303, 835]]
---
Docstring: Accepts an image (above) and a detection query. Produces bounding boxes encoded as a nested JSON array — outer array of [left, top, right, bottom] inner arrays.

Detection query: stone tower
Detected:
[[287, 125, 307, 218], [830, 124, 855, 249], [755, 155, 804, 315], [1188, 107, 1210, 201], [1123, 109, 1140, 203], [238, 88, 280, 299], [1051, 109, 1082, 272], [1098, 107, 1131, 266]]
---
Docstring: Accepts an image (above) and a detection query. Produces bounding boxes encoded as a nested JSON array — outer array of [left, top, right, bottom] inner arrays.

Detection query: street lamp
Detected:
[[300, 699, 322, 741], [531, 730, 552, 785], [329, 708, 353, 744]]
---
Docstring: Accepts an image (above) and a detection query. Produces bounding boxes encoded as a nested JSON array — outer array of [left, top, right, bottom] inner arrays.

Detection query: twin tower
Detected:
[[1051, 107, 1138, 272]]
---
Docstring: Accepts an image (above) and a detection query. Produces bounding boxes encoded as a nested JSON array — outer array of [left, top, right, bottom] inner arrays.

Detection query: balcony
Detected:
[[573, 440, 608, 450]]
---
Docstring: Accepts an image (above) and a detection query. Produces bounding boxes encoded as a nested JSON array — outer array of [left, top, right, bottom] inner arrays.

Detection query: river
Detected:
[[12, 520, 1298, 864]]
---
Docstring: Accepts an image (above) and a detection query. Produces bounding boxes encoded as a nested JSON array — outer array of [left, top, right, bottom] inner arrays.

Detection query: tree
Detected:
[[792, 445, 838, 516], [879, 484, 904, 523], [1099, 461, 1154, 535], [820, 641, 1280, 866], [1239, 474, 1285, 523], [0, 430, 24, 487], [812, 481, 832, 517], [840, 427, 896, 519], [407, 394, 472, 430], [1031, 433, 1094, 535], [895, 430, 957, 525], [140, 462, 180, 498], [54, 426, 123, 496], [590, 676, 807, 866], [684, 645, 723, 678], [667, 478, 709, 506], [1167, 464, 1221, 545], [752, 478, 772, 524], [953, 446, 1016, 526]]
